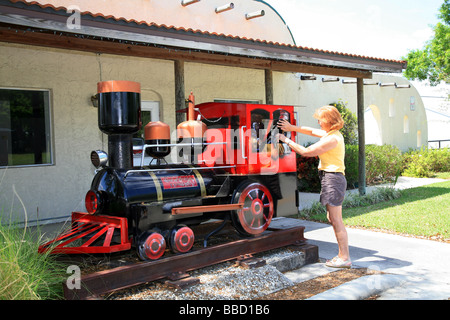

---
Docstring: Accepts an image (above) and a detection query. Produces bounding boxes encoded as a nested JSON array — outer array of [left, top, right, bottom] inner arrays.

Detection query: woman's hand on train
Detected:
[[277, 119, 293, 132], [275, 133, 286, 143]]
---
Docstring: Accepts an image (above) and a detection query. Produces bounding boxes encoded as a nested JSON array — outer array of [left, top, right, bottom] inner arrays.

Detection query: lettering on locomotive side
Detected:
[[160, 175, 198, 189]]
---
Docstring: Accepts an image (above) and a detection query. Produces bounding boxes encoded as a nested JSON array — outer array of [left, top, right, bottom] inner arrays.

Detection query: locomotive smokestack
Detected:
[[97, 80, 141, 169]]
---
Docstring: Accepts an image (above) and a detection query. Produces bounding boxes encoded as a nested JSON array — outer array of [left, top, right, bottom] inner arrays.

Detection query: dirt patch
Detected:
[[259, 267, 382, 300]]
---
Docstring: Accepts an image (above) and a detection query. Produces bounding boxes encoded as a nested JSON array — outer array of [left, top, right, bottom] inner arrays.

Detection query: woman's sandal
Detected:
[[325, 256, 352, 269]]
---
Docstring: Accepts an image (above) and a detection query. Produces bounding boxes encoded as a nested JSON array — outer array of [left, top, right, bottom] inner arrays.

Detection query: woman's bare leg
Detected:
[[326, 204, 350, 261]]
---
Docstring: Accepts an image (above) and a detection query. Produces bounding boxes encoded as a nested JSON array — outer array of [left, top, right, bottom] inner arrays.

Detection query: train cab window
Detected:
[[202, 115, 241, 149], [273, 108, 292, 155], [250, 109, 270, 152]]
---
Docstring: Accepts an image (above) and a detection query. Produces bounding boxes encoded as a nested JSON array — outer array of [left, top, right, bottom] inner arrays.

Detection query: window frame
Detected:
[[0, 87, 54, 168]]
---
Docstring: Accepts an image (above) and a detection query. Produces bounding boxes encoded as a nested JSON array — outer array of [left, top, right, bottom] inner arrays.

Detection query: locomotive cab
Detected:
[[194, 102, 297, 175], [194, 102, 299, 229]]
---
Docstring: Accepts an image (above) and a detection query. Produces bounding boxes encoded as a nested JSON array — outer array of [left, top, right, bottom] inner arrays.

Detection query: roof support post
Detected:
[[357, 77, 366, 196], [174, 60, 185, 125], [265, 69, 274, 105]]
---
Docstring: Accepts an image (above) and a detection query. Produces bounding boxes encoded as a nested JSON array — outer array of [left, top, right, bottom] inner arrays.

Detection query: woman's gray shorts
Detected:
[[319, 171, 347, 207]]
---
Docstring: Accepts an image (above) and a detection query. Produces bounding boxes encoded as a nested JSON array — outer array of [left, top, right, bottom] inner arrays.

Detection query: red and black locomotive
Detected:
[[39, 80, 298, 261]]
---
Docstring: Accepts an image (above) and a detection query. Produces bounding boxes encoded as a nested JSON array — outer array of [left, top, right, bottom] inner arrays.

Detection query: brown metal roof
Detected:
[[0, 0, 407, 77]]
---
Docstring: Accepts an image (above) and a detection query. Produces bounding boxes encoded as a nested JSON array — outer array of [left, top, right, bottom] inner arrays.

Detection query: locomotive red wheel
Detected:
[[169, 225, 195, 254], [231, 181, 274, 236], [137, 231, 166, 261]]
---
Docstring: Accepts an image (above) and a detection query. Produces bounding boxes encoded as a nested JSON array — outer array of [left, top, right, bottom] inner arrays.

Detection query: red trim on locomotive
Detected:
[[161, 175, 198, 189], [38, 212, 131, 254]]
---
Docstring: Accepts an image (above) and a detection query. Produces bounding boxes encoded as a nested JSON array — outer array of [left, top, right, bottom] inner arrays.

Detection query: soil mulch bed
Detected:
[[259, 267, 382, 300]]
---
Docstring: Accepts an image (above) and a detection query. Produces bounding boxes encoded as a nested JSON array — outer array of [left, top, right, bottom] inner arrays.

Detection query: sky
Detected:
[[263, 0, 443, 61]]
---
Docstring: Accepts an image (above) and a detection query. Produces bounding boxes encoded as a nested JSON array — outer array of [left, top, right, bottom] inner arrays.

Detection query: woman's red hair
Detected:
[[313, 105, 344, 131]]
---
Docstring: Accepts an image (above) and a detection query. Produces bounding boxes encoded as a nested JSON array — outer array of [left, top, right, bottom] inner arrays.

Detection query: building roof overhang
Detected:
[[0, 1, 407, 79]]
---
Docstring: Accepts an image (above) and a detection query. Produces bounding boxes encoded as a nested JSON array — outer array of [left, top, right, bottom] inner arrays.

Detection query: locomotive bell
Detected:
[[176, 92, 207, 163], [177, 120, 206, 141], [144, 121, 171, 158]]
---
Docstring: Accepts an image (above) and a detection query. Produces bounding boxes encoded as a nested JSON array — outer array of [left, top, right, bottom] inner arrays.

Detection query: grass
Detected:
[[0, 221, 66, 300], [301, 180, 450, 242], [433, 172, 450, 179]]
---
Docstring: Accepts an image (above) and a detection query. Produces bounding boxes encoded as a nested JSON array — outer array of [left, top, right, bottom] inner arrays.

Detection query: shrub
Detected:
[[402, 147, 450, 177], [344, 144, 359, 188], [365, 144, 403, 185], [343, 187, 401, 208], [296, 153, 320, 192]]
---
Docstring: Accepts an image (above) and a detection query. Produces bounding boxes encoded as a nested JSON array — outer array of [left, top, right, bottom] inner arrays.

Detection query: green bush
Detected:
[[343, 144, 403, 187], [343, 187, 401, 208], [365, 144, 403, 185], [296, 153, 320, 192], [344, 144, 359, 188], [402, 147, 450, 177]]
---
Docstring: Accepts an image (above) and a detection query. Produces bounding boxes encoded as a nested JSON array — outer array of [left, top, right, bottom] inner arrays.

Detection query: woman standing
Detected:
[[277, 106, 351, 268]]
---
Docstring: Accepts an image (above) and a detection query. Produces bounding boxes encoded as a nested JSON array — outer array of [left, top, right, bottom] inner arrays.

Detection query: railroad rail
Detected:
[[63, 218, 317, 300]]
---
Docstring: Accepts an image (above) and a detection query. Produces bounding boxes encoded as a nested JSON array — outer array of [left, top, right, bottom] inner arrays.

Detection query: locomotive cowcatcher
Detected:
[[38, 80, 299, 261]]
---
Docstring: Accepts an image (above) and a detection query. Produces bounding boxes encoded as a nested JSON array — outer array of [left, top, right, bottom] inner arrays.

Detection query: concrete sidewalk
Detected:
[[291, 176, 450, 300], [295, 220, 450, 300]]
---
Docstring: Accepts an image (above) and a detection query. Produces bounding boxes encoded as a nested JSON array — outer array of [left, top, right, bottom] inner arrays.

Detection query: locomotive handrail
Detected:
[[241, 126, 247, 160], [143, 142, 226, 148], [139, 141, 227, 167], [123, 165, 237, 179]]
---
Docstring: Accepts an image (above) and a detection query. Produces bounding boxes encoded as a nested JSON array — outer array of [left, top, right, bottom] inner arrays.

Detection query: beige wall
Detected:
[[0, 42, 427, 224], [185, 63, 265, 103]]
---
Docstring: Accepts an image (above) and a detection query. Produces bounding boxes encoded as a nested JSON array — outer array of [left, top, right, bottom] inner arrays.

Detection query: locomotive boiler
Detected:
[[39, 80, 299, 261]]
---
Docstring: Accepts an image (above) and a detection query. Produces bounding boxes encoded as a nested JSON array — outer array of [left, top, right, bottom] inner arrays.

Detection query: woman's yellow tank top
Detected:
[[318, 130, 346, 174]]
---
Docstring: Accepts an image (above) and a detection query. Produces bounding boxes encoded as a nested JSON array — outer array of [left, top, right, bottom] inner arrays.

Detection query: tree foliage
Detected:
[[330, 100, 358, 145], [403, 0, 450, 85]]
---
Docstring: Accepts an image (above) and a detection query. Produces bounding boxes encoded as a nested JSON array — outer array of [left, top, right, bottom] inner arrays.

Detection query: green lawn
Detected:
[[308, 181, 450, 242]]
